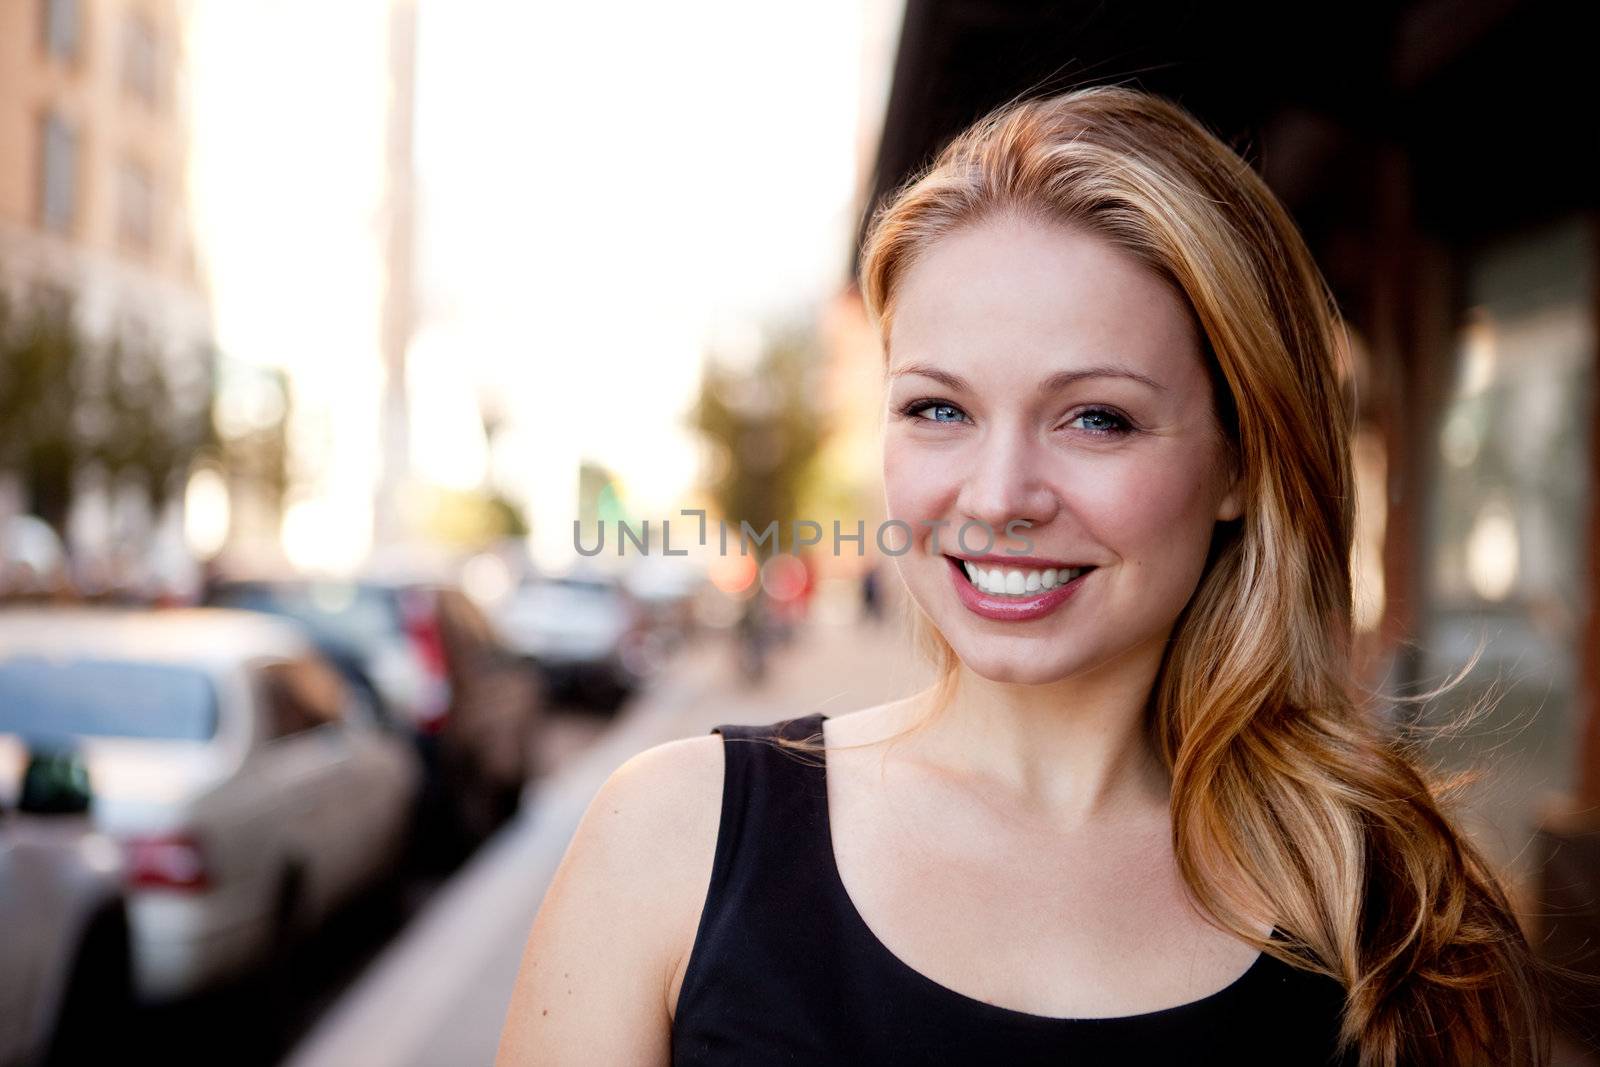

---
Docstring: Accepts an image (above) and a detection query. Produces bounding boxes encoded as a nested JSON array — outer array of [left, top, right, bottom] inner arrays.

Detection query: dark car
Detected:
[[0, 748, 132, 1067], [495, 573, 666, 714], [201, 576, 546, 866]]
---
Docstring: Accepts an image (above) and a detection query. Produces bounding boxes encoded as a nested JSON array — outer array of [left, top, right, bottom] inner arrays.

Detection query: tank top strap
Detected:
[[674, 712, 833, 1036], [704, 711, 831, 875]]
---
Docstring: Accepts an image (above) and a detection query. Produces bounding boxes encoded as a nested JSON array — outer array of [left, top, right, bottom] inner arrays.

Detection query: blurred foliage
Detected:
[[0, 288, 77, 532], [98, 330, 219, 507], [576, 459, 626, 548], [215, 363, 292, 516], [407, 482, 529, 549], [0, 285, 235, 536], [689, 321, 829, 561]]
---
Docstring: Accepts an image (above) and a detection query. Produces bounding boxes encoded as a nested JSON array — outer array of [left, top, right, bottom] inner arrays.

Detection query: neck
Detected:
[[883, 644, 1173, 830]]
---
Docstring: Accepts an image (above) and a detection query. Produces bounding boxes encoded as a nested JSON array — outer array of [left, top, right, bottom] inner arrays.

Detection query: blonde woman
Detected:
[[498, 86, 1552, 1066]]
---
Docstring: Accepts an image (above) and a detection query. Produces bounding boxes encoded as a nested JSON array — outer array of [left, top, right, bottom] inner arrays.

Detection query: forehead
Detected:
[[886, 215, 1206, 392]]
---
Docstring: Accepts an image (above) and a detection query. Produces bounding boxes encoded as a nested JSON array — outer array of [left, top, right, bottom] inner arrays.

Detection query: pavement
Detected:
[[283, 602, 929, 1067]]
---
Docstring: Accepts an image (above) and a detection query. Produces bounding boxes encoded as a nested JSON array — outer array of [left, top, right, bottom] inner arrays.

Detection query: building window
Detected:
[[121, 13, 159, 106], [1421, 213, 1596, 881], [39, 111, 79, 235], [40, 0, 81, 62], [119, 161, 155, 251], [1428, 217, 1594, 625]]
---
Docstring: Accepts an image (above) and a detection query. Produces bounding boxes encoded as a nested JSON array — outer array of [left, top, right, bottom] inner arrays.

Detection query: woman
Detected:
[[498, 86, 1553, 1066]]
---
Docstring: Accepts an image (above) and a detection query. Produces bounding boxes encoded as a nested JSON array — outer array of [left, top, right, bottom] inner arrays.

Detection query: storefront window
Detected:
[[1422, 215, 1595, 886]]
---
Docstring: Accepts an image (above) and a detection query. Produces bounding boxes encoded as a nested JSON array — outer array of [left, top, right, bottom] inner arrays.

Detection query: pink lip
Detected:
[[947, 555, 1092, 622]]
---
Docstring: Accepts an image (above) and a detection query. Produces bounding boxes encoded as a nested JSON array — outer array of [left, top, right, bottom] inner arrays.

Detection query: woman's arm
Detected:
[[496, 734, 725, 1066]]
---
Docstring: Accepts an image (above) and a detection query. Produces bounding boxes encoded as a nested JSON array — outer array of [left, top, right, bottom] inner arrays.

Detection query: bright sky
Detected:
[[189, 0, 899, 571], [413, 0, 894, 567], [187, 0, 393, 570]]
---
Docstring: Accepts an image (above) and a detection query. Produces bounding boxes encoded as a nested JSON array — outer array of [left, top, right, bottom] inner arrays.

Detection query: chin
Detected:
[[947, 635, 1087, 686], [961, 658, 1073, 687], [907, 592, 1084, 684]]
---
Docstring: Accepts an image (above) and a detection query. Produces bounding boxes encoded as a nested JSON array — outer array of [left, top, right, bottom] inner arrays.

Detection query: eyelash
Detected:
[[894, 398, 1135, 438]]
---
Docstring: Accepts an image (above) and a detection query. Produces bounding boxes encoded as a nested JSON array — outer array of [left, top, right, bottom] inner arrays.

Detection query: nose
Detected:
[[953, 423, 1060, 550]]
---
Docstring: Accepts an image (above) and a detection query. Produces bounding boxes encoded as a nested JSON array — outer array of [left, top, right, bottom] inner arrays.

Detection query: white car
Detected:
[[0, 606, 421, 1003]]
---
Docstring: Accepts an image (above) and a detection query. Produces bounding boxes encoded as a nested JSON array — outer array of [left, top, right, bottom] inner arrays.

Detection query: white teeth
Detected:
[[957, 559, 1089, 597]]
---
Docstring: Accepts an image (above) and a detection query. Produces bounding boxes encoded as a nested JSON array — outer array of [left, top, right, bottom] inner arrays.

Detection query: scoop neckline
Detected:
[[806, 710, 1274, 1027]]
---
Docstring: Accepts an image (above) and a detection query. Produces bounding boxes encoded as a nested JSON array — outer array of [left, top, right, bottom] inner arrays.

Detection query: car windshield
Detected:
[[0, 657, 220, 742], [209, 581, 400, 652]]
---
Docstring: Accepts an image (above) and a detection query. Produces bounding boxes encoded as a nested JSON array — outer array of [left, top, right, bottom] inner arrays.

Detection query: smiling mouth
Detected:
[[945, 555, 1096, 598]]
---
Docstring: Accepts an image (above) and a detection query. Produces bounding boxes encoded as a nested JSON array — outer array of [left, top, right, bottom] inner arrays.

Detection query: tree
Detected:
[[0, 284, 221, 542], [93, 331, 218, 512], [0, 288, 86, 534], [688, 321, 828, 562]]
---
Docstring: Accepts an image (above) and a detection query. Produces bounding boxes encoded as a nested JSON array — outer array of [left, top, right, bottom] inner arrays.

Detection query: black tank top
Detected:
[[671, 712, 1357, 1066]]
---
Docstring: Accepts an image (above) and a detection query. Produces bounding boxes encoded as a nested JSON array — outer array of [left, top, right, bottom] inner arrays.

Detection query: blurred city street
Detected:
[[285, 607, 929, 1067], [3, 0, 1598, 1061]]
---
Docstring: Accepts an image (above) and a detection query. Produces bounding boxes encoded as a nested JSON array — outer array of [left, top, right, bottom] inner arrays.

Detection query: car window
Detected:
[[0, 656, 220, 742], [256, 656, 348, 740], [210, 581, 402, 654], [521, 579, 625, 616]]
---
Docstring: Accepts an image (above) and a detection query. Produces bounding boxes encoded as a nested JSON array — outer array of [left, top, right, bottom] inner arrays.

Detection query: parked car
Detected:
[[0, 606, 420, 1004], [199, 578, 444, 732], [201, 577, 545, 862], [620, 557, 704, 657], [496, 572, 663, 713], [0, 749, 131, 1067]]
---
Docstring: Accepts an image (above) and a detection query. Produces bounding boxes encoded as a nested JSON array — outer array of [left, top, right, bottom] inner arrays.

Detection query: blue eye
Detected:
[[1067, 407, 1134, 437], [898, 399, 970, 424], [894, 399, 1136, 438]]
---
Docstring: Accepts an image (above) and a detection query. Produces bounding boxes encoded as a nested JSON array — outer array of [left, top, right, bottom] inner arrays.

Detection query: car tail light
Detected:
[[401, 590, 452, 732], [124, 832, 210, 891]]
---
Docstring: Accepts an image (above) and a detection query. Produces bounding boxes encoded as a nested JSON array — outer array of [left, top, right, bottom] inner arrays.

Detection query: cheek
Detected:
[[882, 439, 951, 521], [1075, 459, 1218, 557]]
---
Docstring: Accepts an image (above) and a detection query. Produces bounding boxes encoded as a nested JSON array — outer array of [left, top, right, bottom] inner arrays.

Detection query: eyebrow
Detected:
[[888, 361, 1167, 394]]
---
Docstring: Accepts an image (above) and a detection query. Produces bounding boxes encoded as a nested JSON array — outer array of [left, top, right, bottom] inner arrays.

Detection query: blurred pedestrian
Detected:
[[859, 564, 882, 622], [733, 592, 770, 685]]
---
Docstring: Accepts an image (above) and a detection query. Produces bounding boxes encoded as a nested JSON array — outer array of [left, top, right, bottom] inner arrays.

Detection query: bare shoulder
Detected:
[[600, 732, 728, 875], [608, 732, 728, 822], [554, 731, 729, 955], [496, 733, 726, 1066], [622, 735, 728, 1015]]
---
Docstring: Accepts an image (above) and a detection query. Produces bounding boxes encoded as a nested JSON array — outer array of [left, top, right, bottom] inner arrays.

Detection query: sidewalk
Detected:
[[284, 608, 929, 1067]]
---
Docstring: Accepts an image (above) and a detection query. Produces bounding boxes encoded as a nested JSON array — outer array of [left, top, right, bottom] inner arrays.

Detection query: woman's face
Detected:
[[882, 214, 1243, 686]]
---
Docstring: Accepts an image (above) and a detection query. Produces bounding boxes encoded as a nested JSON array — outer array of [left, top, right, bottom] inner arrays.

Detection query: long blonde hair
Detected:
[[781, 85, 1556, 1065]]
